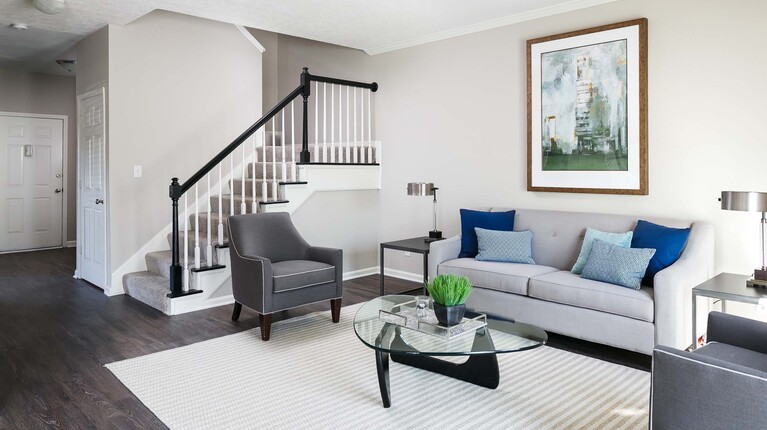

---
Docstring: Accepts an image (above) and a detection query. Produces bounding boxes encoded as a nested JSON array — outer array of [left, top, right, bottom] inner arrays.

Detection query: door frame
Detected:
[[75, 87, 110, 290], [0, 111, 69, 249]]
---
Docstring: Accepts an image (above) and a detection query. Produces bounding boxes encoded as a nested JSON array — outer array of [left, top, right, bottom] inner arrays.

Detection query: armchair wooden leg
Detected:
[[331, 298, 342, 323], [231, 302, 242, 321], [259, 313, 273, 341]]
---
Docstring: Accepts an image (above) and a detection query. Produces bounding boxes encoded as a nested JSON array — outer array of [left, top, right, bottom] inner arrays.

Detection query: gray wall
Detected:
[[371, 0, 767, 276], [0, 69, 77, 243], [108, 10, 263, 271]]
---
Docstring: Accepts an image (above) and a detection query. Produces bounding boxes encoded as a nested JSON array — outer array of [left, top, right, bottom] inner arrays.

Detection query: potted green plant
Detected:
[[425, 274, 473, 326]]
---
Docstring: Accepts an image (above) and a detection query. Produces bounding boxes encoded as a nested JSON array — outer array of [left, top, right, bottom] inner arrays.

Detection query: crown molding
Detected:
[[364, 0, 622, 55]]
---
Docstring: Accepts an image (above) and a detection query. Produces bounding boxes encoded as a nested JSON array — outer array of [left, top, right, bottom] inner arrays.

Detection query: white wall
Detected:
[[0, 69, 77, 243], [371, 0, 767, 278], [108, 10, 263, 271]]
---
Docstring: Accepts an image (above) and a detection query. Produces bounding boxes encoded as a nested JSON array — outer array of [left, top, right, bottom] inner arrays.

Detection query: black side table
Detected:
[[379, 237, 442, 295], [692, 272, 767, 349]]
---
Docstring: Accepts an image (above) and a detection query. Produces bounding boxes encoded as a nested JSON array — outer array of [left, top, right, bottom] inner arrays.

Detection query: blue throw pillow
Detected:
[[571, 228, 634, 274], [581, 239, 656, 290], [458, 209, 516, 258], [475, 228, 535, 264], [631, 220, 691, 286]]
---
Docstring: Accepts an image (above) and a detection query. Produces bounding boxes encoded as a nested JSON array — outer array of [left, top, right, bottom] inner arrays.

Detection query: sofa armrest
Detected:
[[708, 311, 767, 355], [230, 249, 273, 313], [428, 235, 461, 282], [651, 345, 767, 430], [653, 221, 715, 349]]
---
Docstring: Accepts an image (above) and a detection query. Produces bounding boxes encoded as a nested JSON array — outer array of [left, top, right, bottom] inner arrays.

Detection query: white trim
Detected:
[[364, 0, 622, 55], [273, 266, 334, 278], [383, 267, 423, 284], [343, 266, 378, 281], [66, 240, 77, 247], [0, 111, 69, 247], [235, 25, 266, 53]]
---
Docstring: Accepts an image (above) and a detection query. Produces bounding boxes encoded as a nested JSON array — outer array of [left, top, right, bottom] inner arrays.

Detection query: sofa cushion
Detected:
[[458, 209, 516, 258], [438, 258, 557, 296], [695, 342, 767, 373], [571, 227, 633, 274], [529, 270, 655, 322], [631, 220, 691, 286], [475, 228, 535, 264], [272, 260, 335, 293], [580, 239, 656, 290]]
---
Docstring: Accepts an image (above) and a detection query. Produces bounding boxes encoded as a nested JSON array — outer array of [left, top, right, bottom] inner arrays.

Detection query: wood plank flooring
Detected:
[[0, 248, 649, 429]]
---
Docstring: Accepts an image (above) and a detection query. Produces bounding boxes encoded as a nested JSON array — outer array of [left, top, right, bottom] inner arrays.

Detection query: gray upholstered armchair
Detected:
[[228, 212, 343, 340], [650, 311, 767, 429]]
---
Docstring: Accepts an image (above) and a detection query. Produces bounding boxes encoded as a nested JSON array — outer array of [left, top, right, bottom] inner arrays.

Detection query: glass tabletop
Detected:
[[353, 295, 547, 356]]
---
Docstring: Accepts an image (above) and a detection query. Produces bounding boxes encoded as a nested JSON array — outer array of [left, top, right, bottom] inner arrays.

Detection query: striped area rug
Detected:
[[106, 304, 650, 429]]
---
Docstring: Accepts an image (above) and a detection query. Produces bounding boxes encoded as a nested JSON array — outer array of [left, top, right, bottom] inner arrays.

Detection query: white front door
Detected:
[[78, 89, 108, 289], [0, 115, 64, 252]]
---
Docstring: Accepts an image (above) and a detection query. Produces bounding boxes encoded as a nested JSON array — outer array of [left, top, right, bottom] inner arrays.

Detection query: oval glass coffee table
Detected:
[[354, 295, 547, 408]]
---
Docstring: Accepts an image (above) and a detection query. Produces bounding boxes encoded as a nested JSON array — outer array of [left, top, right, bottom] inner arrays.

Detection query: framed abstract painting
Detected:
[[527, 19, 648, 195]]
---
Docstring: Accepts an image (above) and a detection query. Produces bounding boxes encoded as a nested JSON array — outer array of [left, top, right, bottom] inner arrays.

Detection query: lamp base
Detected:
[[754, 269, 767, 281], [424, 230, 443, 243], [747, 277, 767, 288]]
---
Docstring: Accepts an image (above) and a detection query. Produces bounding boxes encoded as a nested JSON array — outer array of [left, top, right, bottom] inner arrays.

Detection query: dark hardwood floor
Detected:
[[0, 248, 649, 429]]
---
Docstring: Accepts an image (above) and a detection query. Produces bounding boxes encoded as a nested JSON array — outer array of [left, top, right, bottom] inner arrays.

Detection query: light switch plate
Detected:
[[133, 165, 142, 178]]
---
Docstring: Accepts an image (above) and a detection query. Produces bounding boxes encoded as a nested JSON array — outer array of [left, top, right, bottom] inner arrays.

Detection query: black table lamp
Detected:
[[407, 182, 442, 242], [720, 191, 767, 286]]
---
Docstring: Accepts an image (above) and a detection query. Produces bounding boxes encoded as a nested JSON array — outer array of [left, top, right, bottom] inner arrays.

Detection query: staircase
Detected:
[[120, 68, 379, 315]]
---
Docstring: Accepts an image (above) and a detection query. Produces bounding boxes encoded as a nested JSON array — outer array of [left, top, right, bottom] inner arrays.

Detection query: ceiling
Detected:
[[0, 0, 619, 76]]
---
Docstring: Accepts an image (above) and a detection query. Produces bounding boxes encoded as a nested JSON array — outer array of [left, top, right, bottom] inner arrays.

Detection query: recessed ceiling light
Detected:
[[33, 0, 66, 15], [11, 23, 29, 30]]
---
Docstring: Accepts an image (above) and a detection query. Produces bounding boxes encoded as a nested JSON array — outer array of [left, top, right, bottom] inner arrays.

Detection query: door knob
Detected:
[[55, 188, 63, 193], [56, 174, 62, 178], [95, 199, 104, 204]]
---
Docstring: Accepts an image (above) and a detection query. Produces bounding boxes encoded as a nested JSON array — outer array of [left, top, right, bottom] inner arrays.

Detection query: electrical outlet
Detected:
[[404, 251, 411, 257], [133, 165, 142, 178], [757, 299, 767, 313]]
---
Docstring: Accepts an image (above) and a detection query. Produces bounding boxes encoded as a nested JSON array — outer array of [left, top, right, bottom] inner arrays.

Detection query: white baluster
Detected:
[[261, 128, 267, 205], [353, 87, 358, 163], [331, 83, 335, 163], [241, 145, 246, 214], [194, 184, 200, 270], [272, 118, 278, 200], [322, 82, 328, 162], [346, 86, 350, 163], [361, 86, 366, 163], [368, 89, 373, 163], [218, 165, 223, 245], [251, 134, 257, 214], [281, 107, 287, 183], [314, 81, 319, 162], [229, 154, 234, 217], [291, 100, 297, 181], [206, 173, 212, 267], [338, 85, 344, 163], [183, 194, 189, 291]]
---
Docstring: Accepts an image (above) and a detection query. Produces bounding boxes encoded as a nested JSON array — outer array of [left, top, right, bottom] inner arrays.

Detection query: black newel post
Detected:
[[169, 177, 183, 296], [300, 67, 311, 163]]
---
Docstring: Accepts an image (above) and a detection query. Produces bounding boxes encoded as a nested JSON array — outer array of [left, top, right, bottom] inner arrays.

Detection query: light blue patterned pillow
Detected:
[[581, 239, 656, 290], [475, 228, 535, 264], [571, 228, 633, 274]]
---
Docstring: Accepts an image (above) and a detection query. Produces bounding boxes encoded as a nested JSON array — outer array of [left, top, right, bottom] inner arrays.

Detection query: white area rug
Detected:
[[106, 304, 650, 429]]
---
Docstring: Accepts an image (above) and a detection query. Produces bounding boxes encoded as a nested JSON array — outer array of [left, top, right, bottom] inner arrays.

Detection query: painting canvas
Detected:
[[527, 19, 647, 194]]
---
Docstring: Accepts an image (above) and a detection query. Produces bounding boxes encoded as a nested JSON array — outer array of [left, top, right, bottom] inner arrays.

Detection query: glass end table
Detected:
[[353, 295, 547, 408]]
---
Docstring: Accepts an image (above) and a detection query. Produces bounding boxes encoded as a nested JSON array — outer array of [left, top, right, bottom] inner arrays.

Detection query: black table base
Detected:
[[374, 328, 500, 408]]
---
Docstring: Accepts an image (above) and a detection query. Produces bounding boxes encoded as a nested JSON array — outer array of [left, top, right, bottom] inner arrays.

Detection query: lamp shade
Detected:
[[407, 182, 435, 196], [721, 191, 767, 212]]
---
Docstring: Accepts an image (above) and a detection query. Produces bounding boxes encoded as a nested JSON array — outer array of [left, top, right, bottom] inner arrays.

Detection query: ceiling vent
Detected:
[[56, 59, 76, 73]]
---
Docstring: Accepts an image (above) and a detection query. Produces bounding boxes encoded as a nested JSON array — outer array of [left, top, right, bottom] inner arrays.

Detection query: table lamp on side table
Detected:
[[720, 190, 767, 287], [407, 182, 442, 242]]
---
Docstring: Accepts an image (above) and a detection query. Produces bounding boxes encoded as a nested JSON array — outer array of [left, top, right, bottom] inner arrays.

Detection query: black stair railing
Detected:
[[168, 68, 378, 297]]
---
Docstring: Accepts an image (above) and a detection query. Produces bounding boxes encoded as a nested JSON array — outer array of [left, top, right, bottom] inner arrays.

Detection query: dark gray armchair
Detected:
[[228, 212, 343, 340], [650, 311, 767, 429]]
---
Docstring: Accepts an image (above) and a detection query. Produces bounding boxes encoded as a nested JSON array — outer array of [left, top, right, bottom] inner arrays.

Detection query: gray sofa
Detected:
[[429, 208, 715, 354], [651, 312, 767, 429]]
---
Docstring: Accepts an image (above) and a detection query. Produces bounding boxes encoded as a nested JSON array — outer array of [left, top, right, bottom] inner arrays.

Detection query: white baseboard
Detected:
[[65, 240, 77, 248], [383, 267, 423, 284], [343, 266, 378, 281]]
